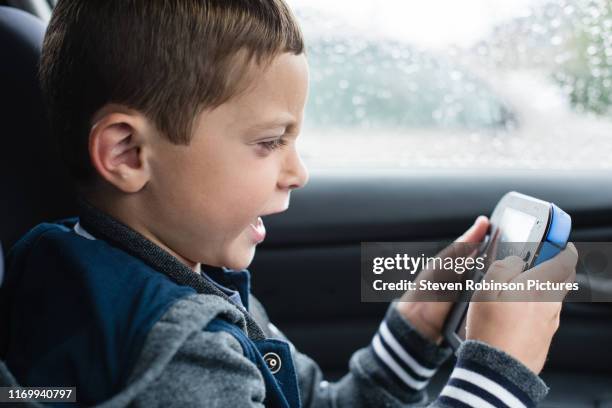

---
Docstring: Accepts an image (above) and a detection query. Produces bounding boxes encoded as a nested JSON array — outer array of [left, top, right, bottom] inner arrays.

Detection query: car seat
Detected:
[[0, 5, 76, 251], [0, 6, 74, 405]]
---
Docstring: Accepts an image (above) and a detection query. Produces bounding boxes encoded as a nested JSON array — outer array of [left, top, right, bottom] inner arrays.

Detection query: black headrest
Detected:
[[0, 6, 77, 250]]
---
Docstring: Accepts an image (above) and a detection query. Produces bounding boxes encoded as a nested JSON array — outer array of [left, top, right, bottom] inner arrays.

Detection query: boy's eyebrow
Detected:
[[245, 116, 297, 132]]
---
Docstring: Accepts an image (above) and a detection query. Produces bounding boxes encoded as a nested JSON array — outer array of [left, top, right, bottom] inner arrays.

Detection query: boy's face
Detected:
[[141, 53, 310, 271]]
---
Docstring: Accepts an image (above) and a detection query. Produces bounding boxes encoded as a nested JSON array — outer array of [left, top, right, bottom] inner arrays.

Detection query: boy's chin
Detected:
[[222, 245, 257, 271]]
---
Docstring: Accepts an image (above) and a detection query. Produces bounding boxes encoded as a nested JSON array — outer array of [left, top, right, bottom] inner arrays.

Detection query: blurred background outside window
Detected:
[[288, 0, 612, 170]]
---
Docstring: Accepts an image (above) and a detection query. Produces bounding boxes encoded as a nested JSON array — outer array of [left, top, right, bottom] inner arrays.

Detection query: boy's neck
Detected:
[[83, 194, 202, 273]]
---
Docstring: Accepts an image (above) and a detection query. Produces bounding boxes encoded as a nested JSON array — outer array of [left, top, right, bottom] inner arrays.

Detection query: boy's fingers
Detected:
[[434, 243, 478, 266], [472, 255, 524, 301], [456, 216, 489, 244], [515, 244, 578, 285], [564, 266, 577, 284], [559, 267, 578, 300], [512, 244, 578, 301], [485, 256, 525, 283], [436, 216, 488, 262]]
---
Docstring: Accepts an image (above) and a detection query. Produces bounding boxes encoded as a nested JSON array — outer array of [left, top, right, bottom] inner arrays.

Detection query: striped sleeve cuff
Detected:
[[438, 340, 549, 408], [369, 301, 452, 393]]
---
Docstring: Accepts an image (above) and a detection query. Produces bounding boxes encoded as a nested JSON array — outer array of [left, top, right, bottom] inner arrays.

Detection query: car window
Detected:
[[289, 0, 612, 170]]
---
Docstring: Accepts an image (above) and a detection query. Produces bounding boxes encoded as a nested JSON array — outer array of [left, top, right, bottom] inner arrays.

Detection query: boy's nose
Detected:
[[278, 148, 309, 190]]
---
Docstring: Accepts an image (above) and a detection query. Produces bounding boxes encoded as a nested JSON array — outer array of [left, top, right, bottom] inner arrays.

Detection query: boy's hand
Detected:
[[395, 216, 489, 343], [466, 243, 578, 374]]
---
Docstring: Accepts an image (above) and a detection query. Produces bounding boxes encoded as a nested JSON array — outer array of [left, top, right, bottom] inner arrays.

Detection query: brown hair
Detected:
[[40, 0, 304, 182]]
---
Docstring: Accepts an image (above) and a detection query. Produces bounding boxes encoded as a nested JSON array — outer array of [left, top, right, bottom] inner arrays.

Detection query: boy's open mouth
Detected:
[[249, 205, 288, 244], [249, 217, 266, 243]]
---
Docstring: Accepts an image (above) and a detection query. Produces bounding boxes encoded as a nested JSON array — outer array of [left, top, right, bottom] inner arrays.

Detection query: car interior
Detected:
[[0, 1, 611, 407]]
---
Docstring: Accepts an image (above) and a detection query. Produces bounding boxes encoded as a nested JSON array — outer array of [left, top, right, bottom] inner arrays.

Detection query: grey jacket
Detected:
[[0, 209, 548, 407], [0, 292, 548, 407]]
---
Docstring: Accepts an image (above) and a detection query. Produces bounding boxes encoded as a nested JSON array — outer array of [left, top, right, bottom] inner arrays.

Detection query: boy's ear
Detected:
[[88, 111, 151, 193]]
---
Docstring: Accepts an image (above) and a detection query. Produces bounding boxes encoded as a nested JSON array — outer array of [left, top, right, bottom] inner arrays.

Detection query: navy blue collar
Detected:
[[200, 265, 251, 310]]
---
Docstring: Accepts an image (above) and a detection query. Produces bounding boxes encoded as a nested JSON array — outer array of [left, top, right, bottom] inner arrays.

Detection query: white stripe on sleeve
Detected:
[[371, 334, 429, 390], [379, 321, 437, 377], [440, 385, 497, 408], [450, 367, 527, 408]]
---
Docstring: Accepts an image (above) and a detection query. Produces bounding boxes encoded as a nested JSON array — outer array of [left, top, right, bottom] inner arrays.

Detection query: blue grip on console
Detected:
[[534, 203, 571, 266]]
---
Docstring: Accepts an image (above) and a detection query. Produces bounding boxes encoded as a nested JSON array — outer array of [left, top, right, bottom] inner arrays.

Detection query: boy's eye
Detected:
[[258, 138, 288, 152]]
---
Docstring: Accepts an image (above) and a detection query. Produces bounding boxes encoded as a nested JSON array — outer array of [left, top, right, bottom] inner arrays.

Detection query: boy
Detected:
[[0, 0, 577, 407]]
